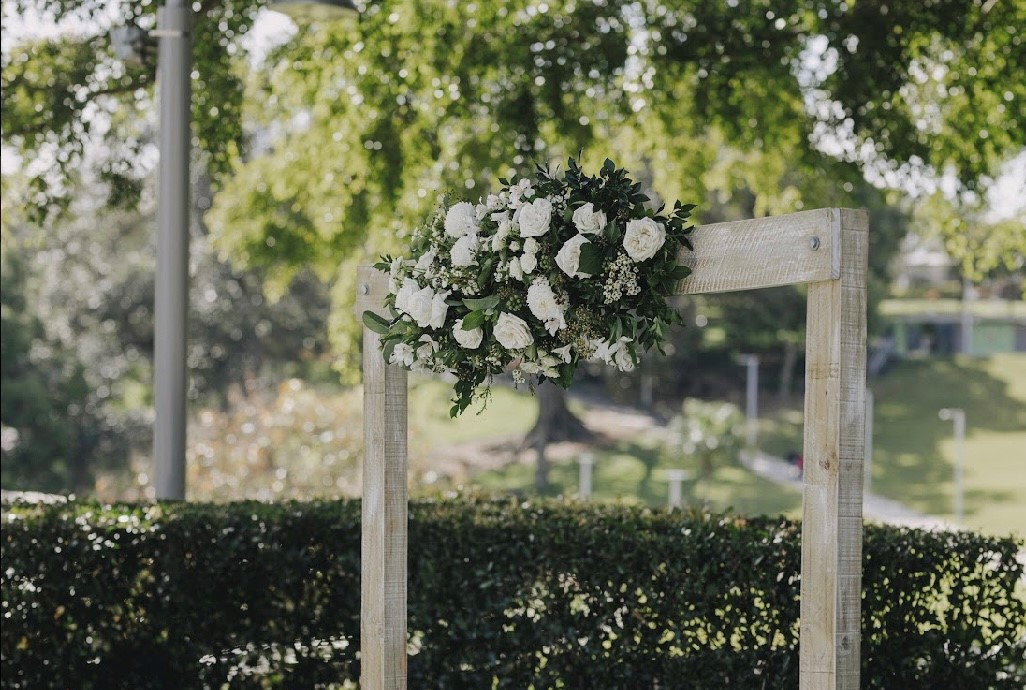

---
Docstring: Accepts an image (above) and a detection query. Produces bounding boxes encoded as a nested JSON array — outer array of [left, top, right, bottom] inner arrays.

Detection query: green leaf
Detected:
[[463, 294, 501, 312], [362, 310, 392, 335], [670, 265, 693, 280], [462, 310, 486, 330], [578, 242, 602, 276]]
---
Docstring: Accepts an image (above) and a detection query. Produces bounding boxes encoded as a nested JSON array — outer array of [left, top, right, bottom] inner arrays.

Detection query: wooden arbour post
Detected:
[[356, 207, 869, 690]]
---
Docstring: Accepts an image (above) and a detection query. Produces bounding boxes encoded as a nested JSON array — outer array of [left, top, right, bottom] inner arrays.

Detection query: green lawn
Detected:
[[761, 354, 1026, 537], [407, 376, 536, 446], [409, 355, 1026, 535], [472, 434, 802, 517]]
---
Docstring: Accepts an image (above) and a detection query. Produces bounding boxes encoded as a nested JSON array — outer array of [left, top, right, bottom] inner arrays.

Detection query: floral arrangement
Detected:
[[363, 157, 695, 416]]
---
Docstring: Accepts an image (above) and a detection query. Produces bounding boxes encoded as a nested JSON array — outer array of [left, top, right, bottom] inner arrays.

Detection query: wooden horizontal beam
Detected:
[[676, 208, 841, 295], [356, 209, 848, 310]]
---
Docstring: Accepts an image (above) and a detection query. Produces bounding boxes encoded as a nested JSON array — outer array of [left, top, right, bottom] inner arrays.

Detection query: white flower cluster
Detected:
[[365, 159, 695, 415]]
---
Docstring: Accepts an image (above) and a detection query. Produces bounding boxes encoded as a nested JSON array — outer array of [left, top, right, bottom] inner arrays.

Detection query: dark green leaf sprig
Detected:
[[364, 157, 695, 416]]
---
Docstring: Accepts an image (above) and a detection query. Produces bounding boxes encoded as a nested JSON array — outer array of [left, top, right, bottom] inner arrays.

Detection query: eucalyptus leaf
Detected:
[[362, 310, 392, 335], [463, 294, 501, 312], [462, 310, 486, 330]]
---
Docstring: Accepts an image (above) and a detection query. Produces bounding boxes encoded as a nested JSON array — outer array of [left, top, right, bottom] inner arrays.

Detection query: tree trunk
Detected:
[[520, 382, 593, 491]]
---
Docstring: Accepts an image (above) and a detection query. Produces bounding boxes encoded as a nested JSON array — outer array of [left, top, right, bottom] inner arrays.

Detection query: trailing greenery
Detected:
[[2, 498, 1023, 689]]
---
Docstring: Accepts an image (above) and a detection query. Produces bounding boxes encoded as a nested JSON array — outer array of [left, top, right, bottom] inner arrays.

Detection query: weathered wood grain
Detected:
[[354, 207, 869, 690], [676, 208, 840, 295], [360, 262, 409, 690], [799, 208, 868, 690]]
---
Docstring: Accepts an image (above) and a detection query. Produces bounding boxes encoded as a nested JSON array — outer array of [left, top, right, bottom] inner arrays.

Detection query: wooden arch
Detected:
[[355, 207, 869, 690]]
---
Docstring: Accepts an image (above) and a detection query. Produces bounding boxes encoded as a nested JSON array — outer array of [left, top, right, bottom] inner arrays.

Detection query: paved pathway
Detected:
[[742, 451, 952, 530]]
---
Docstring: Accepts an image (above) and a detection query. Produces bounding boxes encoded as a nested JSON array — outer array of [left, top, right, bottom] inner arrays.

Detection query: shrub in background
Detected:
[[2, 498, 1023, 689]]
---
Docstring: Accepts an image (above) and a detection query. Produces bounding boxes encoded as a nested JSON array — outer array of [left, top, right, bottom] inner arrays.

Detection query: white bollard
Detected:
[[578, 452, 595, 500], [662, 469, 692, 510]]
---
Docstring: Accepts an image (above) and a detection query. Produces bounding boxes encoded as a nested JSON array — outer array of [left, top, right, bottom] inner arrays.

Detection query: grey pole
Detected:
[[153, 0, 191, 500], [741, 354, 759, 449], [939, 408, 966, 523]]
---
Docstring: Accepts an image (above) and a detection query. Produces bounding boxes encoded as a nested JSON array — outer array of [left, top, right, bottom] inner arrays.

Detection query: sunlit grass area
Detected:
[[408, 376, 537, 446], [760, 354, 1026, 536], [408, 355, 1025, 534], [472, 434, 802, 517]]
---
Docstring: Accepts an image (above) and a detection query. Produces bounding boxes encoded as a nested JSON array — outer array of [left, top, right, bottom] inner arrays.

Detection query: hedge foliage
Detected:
[[2, 497, 1023, 689]]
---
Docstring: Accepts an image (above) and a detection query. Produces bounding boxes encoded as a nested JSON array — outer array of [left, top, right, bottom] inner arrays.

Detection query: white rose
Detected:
[[493, 312, 534, 350], [520, 252, 538, 275], [491, 215, 512, 251], [522, 237, 539, 254], [572, 202, 607, 235], [450, 234, 479, 267], [452, 318, 483, 349], [389, 342, 415, 367], [429, 290, 451, 329], [517, 197, 553, 237], [405, 285, 436, 327], [526, 278, 566, 335], [623, 217, 667, 262], [444, 201, 479, 238], [508, 256, 525, 282], [415, 249, 437, 277], [613, 345, 635, 372], [555, 234, 593, 278], [592, 336, 634, 371], [393, 278, 419, 315]]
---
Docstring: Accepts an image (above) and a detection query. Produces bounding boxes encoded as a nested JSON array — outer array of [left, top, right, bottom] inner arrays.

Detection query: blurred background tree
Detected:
[[2, 0, 1022, 495]]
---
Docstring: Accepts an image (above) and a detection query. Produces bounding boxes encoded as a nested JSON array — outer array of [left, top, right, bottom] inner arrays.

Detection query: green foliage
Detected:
[[0, 234, 137, 493], [671, 398, 744, 482], [3, 498, 1023, 689], [369, 157, 694, 415], [1, 0, 260, 221]]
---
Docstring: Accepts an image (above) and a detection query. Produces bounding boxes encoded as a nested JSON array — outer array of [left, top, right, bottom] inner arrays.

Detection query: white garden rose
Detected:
[[526, 278, 566, 335], [413, 336, 438, 370], [507, 256, 525, 282], [623, 217, 666, 261], [452, 318, 483, 349], [522, 237, 539, 254], [405, 285, 437, 328], [517, 197, 553, 237], [572, 202, 607, 235], [444, 201, 478, 238], [389, 342, 415, 367], [519, 252, 538, 275], [393, 278, 419, 315], [415, 249, 437, 277], [450, 234, 479, 267], [494, 312, 534, 350], [613, 344, 635, 372], [429, 290, 451, 329], [555, 234, 593, 278], [591, 336, 635, 371], [491, 213, 512, 251]]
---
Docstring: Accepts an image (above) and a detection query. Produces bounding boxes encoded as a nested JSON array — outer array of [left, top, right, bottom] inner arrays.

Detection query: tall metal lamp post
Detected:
[[150, 0, 357, 500], [938, 407, 966, 523]]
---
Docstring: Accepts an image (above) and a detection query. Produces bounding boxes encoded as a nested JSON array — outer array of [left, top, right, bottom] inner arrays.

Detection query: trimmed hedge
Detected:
[[2, 498, 1023, 689]]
